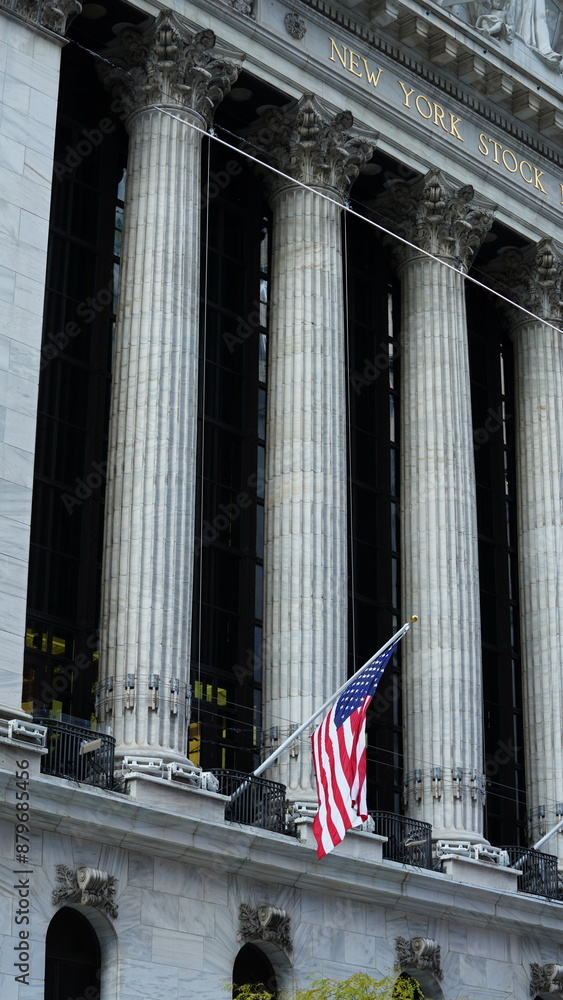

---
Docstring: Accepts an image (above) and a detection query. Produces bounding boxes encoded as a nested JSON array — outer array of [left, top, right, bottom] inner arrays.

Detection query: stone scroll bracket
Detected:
[[52, 865, 118, 920], [530, 963, 563, 998], [396, 936, 443, 979], [238, 903, 292, 954]]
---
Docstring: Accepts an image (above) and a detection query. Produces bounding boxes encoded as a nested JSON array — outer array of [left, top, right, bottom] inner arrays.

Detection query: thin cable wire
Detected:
[[156, 106, 563, 337]]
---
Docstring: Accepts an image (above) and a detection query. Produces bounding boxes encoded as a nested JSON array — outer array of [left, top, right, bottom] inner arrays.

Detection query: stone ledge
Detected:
[[294, 815, 386, 861], [123, 771, 228, 822], [440, 853, 520, 890]]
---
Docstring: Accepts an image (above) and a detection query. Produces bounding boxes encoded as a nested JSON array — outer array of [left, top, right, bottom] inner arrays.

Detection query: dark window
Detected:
[[232, 944, 278, 999], [467, 279, 525, 846], [45, 908, 100, 1000], [190, 140, 269, 773], [345, 211, 403, 814]]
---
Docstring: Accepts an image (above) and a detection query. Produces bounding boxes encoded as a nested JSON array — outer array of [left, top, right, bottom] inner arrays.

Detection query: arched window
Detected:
[[45, 907, 100, 1000], [232, 943, 278, 998]]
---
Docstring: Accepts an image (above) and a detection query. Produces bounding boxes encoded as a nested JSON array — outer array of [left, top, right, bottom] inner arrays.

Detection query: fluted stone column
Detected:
[[488, 240, 563, 860], [245, 97, 375, 801], [97, 13, 241, 763], [377, 170, 494, 840]]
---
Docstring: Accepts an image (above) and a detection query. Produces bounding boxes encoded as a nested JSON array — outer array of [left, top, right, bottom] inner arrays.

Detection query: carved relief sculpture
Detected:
[[475, 0, 514, 42], [1, 0, 81, 33], [223, 0, 254, 15], [396, 937, 443, 979], [238, 903, 292, 952], [52, 865, 118, 919], [285, 13, 307, 38], [530, 963, 563, 995]]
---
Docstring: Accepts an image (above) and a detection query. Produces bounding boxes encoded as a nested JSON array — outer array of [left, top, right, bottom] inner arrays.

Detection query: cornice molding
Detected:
[[0, 0, 81, 34], [294, 0, 563, 163]]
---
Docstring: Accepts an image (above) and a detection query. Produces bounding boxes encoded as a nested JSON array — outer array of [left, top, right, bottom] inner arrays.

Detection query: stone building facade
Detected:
[[1, 0, 563, 997]]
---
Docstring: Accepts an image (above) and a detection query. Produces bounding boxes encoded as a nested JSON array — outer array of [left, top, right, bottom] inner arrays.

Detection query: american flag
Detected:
[[311, 642, 398, 859]]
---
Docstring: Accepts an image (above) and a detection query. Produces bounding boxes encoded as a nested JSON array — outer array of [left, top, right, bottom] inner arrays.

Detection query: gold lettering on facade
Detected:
[[433, 104, 448, 133], [478, 133, 548, 194], [398, 81, 415, 107], [502, 148, 518, 173], [448, 115, 464, 141], [361, 58, 383, 87], [415, 94, 433, 119], [327, 41, 556, 207], [534, 168, 547, 193], [519, 160, 533, 184], [329, 38, 383, 86], [398, 81, 465, 141], [329, 37, 348, 69], [348, 49, 363, 77]]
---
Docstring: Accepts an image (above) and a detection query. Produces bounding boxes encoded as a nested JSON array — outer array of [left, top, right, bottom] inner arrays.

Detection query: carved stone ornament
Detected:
[[474, 0, 514, 43], [376, 168, 495, 271], [243, 94, 376, 201], [484, 238, 563, 330], [530, 962, 563, 996], [285, 12, 307, 38], [452, 0, 561, 67], [1, 0, 81, 34], [52, 865, 118, 919], [396, 937, 443, 980], [97, 10, 242, 124], [238, 903, 292, 952], [223, 0, 254, 14]]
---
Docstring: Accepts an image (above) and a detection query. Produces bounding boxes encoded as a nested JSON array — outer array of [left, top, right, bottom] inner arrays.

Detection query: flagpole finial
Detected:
[[410, 615, 419, 622]]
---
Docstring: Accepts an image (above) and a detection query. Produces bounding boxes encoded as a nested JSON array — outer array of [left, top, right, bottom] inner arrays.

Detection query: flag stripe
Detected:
[[311, 641, 398, 859]]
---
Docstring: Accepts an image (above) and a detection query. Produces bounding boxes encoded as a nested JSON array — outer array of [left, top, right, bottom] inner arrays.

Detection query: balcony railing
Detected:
[[212, 769, 290, 835], [36, 718, 116, 791], [370, 810, 434, 869], [502, 845, 560, 900]]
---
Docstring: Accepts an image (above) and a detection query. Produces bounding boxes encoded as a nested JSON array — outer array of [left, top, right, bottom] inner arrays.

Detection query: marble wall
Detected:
[[0, 12, 60, 717]]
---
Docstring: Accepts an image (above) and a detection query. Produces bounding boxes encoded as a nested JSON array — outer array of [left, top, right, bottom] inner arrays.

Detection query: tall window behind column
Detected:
[[23, 44, 126, 723], [345, 212, 402, 813], [190, 143, 269, 773], [467, 284, 526, 846]]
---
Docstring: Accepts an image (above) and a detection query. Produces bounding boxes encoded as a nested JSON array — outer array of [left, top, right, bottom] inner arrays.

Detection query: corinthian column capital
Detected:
[[486, 239, 563, 329], [98, 10, 242, 124], [2, 0, 81, 33], [243, 94, 376, 201], [377, 168, 494, 271]]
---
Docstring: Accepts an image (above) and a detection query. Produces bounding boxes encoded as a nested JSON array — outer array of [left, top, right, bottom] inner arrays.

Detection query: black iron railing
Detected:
[[36, 718, 116, 790], [212, 769, 290, 835], [370, 810, 433, 869], [502, 845, 559, 900]]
